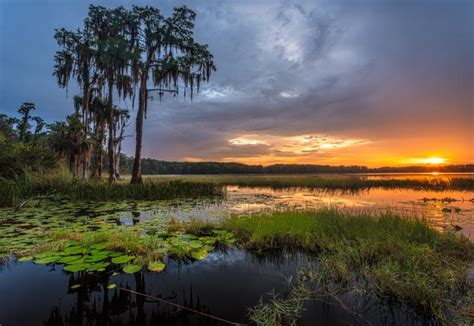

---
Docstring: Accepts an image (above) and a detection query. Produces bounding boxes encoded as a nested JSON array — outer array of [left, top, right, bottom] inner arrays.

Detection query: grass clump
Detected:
[[222, 210, 474, 321]]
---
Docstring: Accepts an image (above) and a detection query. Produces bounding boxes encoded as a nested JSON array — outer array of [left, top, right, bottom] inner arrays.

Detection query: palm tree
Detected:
[[128, 6, 215, 184]]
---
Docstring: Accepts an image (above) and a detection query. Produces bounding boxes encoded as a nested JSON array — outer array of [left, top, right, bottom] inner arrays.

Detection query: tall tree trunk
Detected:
[[131, 78, 147, 184], [81, 83, 90, 181], [98, 148, 103, 179], [115, 152, 121, 179], [107, 81, 116, 183]]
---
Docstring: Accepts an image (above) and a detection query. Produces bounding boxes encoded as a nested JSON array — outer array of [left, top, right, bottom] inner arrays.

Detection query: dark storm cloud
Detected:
[[1, 0, 472, 163]]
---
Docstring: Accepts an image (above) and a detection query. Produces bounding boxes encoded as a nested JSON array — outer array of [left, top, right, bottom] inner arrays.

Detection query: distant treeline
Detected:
[[118, 156, 474, 175]]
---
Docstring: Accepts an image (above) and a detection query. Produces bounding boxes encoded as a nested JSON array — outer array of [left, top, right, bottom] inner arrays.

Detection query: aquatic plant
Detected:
[[223, 210, 474, 322], [1, 202, 236, 277], [249, 284, 310, 326]]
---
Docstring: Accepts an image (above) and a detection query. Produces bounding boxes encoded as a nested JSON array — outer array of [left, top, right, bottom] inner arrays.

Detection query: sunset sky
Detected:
[[1, 0, 472, 167]]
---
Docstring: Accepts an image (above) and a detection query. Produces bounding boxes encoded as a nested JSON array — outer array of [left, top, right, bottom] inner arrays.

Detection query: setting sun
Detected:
[[421, 157, 447, 165]]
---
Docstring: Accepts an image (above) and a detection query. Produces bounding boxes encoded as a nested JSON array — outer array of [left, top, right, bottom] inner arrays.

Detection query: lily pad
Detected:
[[107, 283, 117, 289], [34, 256, 61, 264], [34, 251, 58, 259], [148, 260, 166, 272], [123, 264, 142, 274], [91, 242, 108, 250], [109, 252, 122, 257], [70, 284, 81, 289], [18, 256, 33, 262], [87, 262, 110, 272], [188, 240, 203, 249], [84, 254, 108, 263], [190, 249, 208, 260], [58, 255, 82, 264], [62, 246, 87, 256], [64, 263, 90, 272], [112, 255, 134, 264]]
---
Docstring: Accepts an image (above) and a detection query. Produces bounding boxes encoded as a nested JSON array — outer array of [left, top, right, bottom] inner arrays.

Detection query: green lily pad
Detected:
[[200, 237, 217, 245], [123, 264, 142, 274], [87, 262, 110, 272], [188, 240, 203, 249], [35, 256, 61, 264], [109, 252, 122, 257], [70, 284, 81, 289], [112, 255, 134, 264], [190, 249, 208, 260], [18, 256, 33, 262], [84, 254, 108, 263], [58, 255, 82, 264], [148, 260, 166, 272], [107, 283, 117, 289], [91, 242, 108, 250], [64, 263, 90, 272], [34, 251, 58, 259], [62, 246, 87, 256]]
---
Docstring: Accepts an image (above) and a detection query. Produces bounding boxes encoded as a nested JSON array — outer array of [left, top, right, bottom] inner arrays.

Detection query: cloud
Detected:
[[1, 0, 472, 166]]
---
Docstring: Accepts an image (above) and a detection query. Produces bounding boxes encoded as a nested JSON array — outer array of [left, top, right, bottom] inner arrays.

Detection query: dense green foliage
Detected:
[[0, 111, 59, 179], [221, 210, 474, 321]]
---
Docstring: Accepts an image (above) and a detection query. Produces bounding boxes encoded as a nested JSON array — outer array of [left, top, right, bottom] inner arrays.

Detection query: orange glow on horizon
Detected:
[[179, 133, 472, 167]]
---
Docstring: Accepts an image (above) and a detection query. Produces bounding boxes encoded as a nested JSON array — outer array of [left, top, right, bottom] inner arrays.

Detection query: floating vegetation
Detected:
[[148, 260, 166, 272], [1, 200, 236, 277], [123, 264, 142, 274]]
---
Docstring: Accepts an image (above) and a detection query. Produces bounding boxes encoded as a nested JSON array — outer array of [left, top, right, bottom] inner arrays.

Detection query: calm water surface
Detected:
[[0, 250, 433, 326]]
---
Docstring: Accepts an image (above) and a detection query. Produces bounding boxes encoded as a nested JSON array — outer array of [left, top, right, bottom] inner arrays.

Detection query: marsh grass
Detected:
[[222, 210, 474, 321], [144, 174, 474, 191], [0, 172, 223, 207], [249, 283, 311, 326], [2, 173, 472, 207]]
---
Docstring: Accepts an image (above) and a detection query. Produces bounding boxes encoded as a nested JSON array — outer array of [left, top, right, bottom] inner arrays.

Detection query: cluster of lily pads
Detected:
[[18, 241, 165, 274], [0, 200, 236, 274]]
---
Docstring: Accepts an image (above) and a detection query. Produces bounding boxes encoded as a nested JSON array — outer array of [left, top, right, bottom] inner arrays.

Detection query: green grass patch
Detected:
[[222, 210, 474, 321], [0, 173, 223, 207]]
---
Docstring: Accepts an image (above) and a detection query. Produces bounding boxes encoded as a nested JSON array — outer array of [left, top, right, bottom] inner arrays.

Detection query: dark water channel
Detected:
[[1, 249, 434, 326]]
